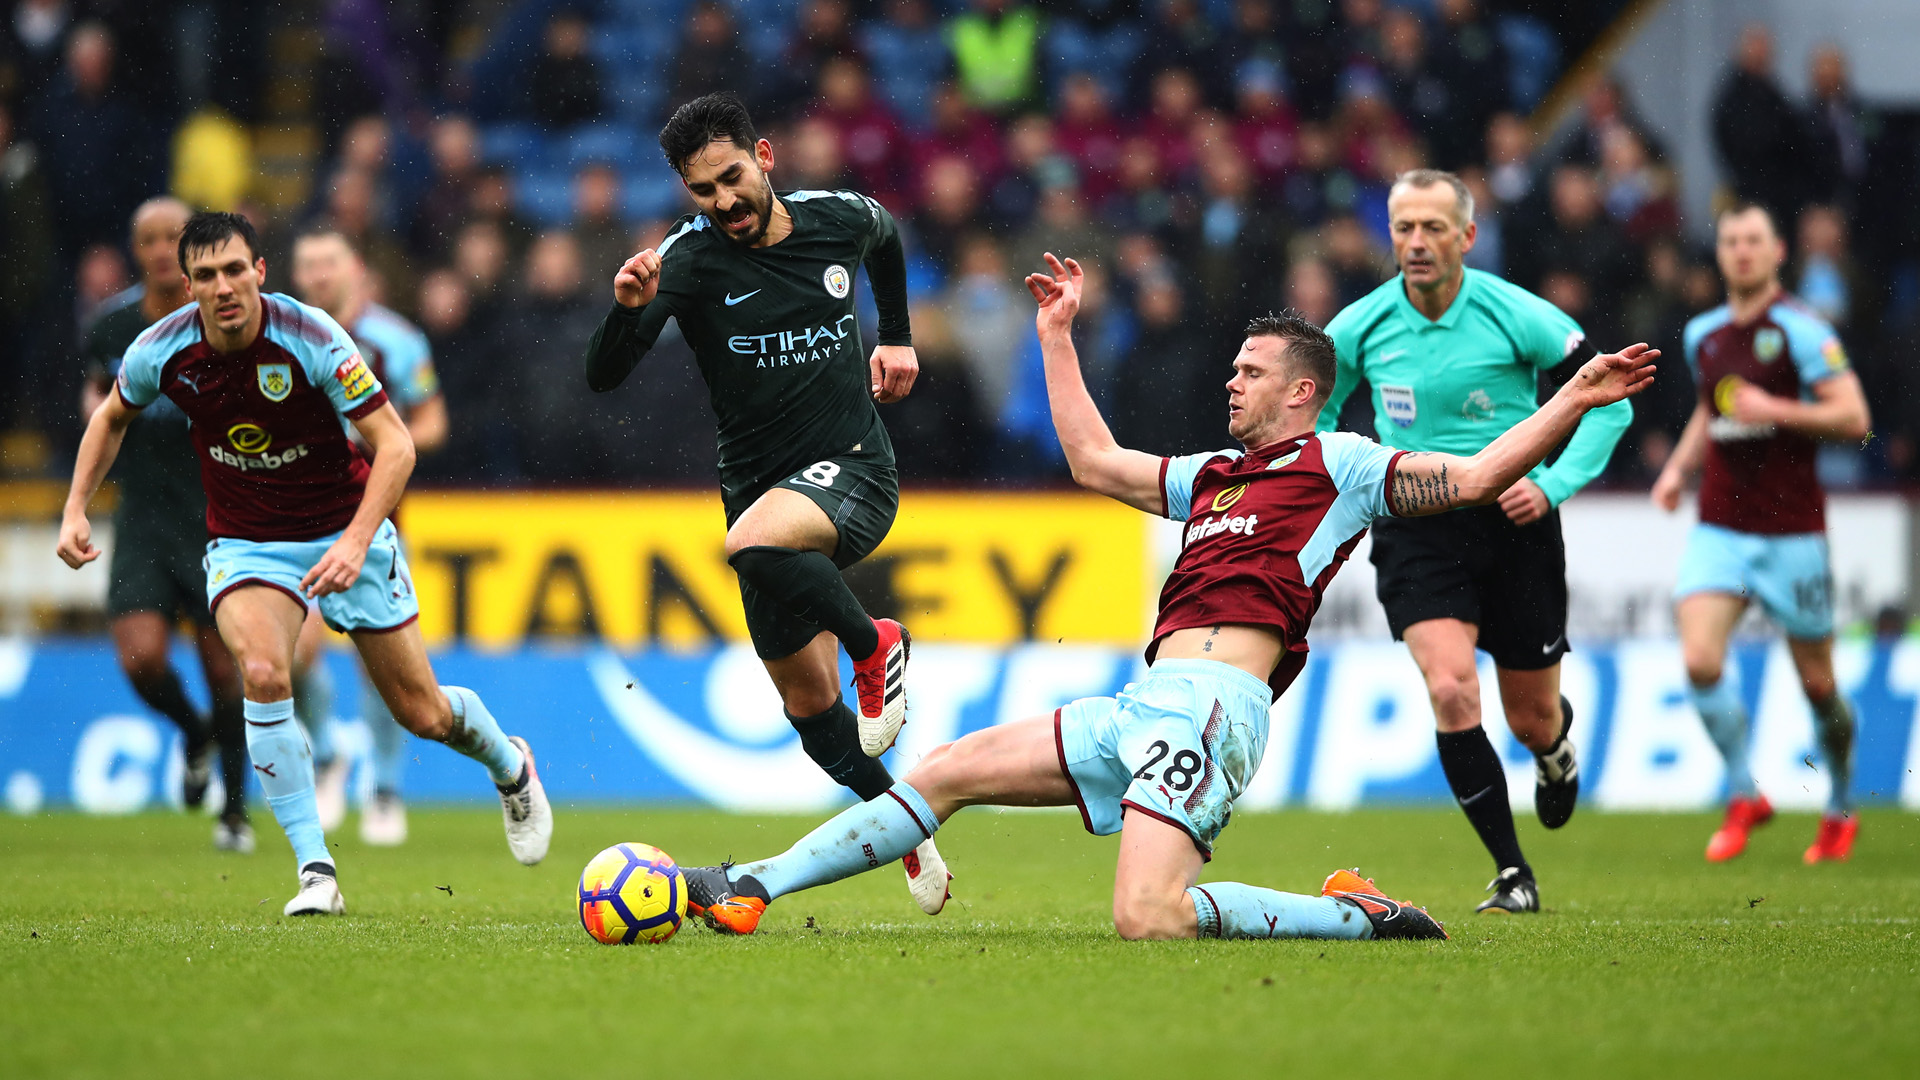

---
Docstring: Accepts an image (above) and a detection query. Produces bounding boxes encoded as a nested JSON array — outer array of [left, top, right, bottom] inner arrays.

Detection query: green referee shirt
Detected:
[[1316, 268, 1631, 507]]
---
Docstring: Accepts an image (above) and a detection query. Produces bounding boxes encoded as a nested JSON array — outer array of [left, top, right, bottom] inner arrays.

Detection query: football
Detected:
[[577, 843, 686, 945]]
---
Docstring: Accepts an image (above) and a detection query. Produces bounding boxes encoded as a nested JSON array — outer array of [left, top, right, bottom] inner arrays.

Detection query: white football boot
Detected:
[[498, 736, 552, 866], [212, 815, 255, 855], [903, 837, 952, 915], [360, 792, 408, 846], [284, 868, 346, 916], [313, 756, 350, 833]]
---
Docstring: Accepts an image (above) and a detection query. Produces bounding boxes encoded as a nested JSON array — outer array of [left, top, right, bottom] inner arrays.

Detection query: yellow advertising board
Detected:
[[401, 491, 1151, 647]]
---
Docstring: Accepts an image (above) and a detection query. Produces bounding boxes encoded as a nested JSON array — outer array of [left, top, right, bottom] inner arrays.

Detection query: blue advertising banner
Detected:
[[1, 638, 1916, 815]]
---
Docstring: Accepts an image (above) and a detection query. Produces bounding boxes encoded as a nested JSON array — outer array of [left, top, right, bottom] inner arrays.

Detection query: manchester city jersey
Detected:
[[584, 190, 910, 506]]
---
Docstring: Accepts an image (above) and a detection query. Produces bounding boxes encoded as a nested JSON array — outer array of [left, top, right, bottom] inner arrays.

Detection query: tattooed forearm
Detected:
[[1391, 454, 1461, 514]]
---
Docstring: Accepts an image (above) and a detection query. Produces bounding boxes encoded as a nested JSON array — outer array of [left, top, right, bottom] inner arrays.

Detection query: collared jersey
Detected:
[[1683, 296, 1846, 534], [588, 190, 906, 506], [1318, 268, 1628, 506], [116, 293, 389, 542], [1152, 431, 1406, 697], [349, 302, 438, 414]]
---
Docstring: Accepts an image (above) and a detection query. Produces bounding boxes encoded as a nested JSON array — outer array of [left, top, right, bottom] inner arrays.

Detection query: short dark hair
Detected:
[[659, 92, 758, 176], [1717, 199, 1780, 237], [178, 211, 260, 272], [292, 219, 360, 258], [1245, 310, 1337, 406]]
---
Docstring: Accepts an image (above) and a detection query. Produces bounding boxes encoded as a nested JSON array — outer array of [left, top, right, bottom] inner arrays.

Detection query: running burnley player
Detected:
[[291, 222, 449, 846], [1652, 203, 1871, 864], [1319, 170, 1631, 914], [57, 212, 552, 916], [582, 93, 947, 914], [676, 255, 1658, 940], [80, 196, 251, 851]]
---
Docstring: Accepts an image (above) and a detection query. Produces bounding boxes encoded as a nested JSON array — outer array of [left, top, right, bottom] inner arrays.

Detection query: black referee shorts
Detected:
[[1369, 504, 1569, 671]]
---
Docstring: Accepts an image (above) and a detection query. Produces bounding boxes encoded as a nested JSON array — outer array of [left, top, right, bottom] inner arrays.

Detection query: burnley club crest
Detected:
[[257, 363, 292, 402]]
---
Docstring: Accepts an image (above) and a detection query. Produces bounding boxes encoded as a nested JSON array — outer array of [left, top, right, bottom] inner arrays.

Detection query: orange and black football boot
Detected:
[[682, 863, 771, 935], [1321, 869, 1449, 940]]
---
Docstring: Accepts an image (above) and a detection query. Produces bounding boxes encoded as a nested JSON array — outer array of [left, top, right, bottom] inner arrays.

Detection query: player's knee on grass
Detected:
[[1112, 886, 1197, 941]]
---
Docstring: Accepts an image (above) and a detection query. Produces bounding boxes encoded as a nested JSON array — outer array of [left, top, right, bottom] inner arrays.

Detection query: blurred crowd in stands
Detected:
[[2, 1, 1918, 488]]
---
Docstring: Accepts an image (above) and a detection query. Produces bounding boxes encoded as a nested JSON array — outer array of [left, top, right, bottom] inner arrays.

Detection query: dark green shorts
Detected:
[[726, 440, 898, 661], [107, 503, 213, 626]]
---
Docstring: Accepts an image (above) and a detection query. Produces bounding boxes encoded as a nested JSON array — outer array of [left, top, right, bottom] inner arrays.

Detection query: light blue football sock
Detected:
[[1809, 692, 1856, 815], [292, 661, 337, 765], [244, 697, 331, 871], [1690, 676, 1756, 798], [735, 780, 939, 901], [365, 683, 410, 795], [440, 686, 523, 786], [1187, 883, 1373, 940]]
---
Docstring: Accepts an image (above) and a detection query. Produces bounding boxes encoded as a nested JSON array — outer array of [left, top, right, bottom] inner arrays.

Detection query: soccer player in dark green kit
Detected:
[[79, 196, 251, 851], [583, 93, 949, 915]]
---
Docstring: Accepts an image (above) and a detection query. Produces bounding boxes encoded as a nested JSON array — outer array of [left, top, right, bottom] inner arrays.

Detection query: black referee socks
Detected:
[[728, 545, 881, 660], [1437, 725, 1531, 877]]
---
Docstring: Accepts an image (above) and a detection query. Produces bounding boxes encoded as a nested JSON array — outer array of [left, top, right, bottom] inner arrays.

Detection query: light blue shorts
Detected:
[[1674, 523, 1832, 640], [1054, 659, 1271, 859], [205, 518, 419, 633]]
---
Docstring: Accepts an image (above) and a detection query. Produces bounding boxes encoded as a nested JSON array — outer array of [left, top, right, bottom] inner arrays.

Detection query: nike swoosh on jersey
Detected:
[[724, 290, 761, 306]]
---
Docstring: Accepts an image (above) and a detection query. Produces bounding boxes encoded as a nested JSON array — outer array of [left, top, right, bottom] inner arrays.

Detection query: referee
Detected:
[[1318, 169, 1631, 913]]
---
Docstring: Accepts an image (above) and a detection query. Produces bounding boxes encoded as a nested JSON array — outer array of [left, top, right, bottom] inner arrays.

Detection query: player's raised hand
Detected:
[[1026, 253, 1083, 338], [301, 536, 368, 599], [870, 345, 919, 403], [1567, 342, 1659, 408], [614, 249, 662, 308], [55, 512, 100, 569]]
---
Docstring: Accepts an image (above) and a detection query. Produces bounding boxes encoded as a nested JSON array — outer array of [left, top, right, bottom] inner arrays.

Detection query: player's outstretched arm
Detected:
[[1389, 344, 1659, 517], [302, 403, 416, 598], [1027, 253, 1164, 514], [57, 390, 141, 568]]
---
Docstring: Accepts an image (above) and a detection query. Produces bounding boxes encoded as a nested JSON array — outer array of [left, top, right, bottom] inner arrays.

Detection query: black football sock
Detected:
[[789, 697, 894, 800], [130, 668, 213, 753], [1437, 726, 1530, 877], [210, 691, 249, 819], [728, 546, 881, 659]]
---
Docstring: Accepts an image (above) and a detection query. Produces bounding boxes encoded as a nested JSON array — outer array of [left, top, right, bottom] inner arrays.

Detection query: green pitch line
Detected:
[[1, 807, 1916, 1079]]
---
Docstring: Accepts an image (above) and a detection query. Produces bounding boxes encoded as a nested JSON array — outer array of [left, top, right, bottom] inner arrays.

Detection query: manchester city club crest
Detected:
[[257, 362, 293, 402], [823, 264, 851, 298], [1754, 327, 1785, 364]]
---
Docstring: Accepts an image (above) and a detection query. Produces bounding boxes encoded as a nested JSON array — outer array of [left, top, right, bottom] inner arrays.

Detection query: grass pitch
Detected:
[[2, 805, 1916, 1079]]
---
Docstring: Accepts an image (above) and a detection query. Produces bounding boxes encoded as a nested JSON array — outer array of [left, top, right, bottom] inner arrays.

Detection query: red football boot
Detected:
[[852, 619, 910, 756], [1803, 814, 1858, 864], [1705, 794, 1775, 862]]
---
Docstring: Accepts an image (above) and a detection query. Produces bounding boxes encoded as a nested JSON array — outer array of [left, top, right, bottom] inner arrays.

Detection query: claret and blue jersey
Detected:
[[1151, 430, 1406, 695], [347, 302, 439, 415], [1682, 296, 1847, 535], [115, 292, 389, 543]]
